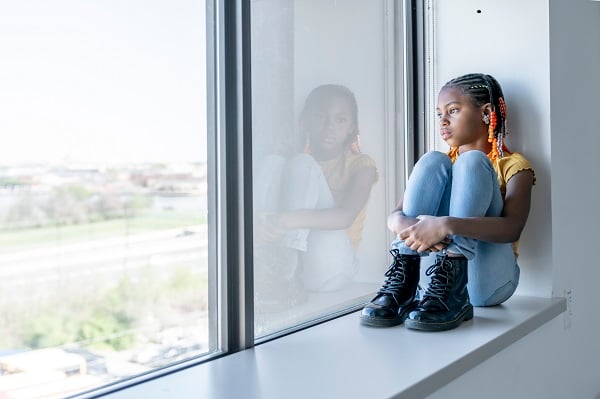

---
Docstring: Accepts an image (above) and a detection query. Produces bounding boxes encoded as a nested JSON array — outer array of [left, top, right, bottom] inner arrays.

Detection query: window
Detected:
[[0, 1, 215, 397], [0, 0, 418, 396], [250, 0, 408, 339]]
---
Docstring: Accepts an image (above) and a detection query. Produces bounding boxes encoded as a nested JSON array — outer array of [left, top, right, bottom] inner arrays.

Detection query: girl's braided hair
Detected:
[[443, 73, 510, 162]]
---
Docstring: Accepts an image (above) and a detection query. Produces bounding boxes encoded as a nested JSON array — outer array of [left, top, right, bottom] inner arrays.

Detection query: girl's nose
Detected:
[[323, 116, 335, 130]]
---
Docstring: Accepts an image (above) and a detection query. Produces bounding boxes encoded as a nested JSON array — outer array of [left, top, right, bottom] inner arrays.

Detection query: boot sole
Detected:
[[404, 305, 474, 332], [359, 303, 418, 327], [360, 314, 407, 327]]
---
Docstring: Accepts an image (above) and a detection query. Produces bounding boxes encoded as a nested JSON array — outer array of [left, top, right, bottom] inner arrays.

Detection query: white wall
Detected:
[[547, 0, 600, 395], [432, 0, 552, 298], [428, 0, 600, 398]]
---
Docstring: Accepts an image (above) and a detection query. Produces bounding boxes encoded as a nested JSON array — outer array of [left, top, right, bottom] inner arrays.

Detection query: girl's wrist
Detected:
[[277, 212, 293, 229], [442, 216, 455, 236]]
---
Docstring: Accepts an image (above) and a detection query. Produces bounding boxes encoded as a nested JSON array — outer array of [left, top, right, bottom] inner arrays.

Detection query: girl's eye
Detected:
[[449, 108, 458, 114], [336, 117, 347, 124], [436, 113, 442, 119], [311, 113, 325, 122]]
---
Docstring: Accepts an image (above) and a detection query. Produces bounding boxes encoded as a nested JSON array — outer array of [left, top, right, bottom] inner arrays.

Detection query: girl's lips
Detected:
[[322, 136, 337, 145], [441, 130, 452, 140]]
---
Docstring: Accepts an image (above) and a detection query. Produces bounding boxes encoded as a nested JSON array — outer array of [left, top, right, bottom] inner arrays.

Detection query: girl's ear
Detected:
[[350, 130, 361, 154], [481, 102, 494, 118]]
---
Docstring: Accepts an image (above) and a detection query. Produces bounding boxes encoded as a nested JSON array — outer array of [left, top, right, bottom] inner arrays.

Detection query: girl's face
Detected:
[[302, 94, 356, 159], [436, 87, 490, 152]]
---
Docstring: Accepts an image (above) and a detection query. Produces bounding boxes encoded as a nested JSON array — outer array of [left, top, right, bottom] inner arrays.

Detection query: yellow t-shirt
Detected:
[[318, 150, 378, 249], [492, 152, 536, 256], [492, 152, 536, 199]]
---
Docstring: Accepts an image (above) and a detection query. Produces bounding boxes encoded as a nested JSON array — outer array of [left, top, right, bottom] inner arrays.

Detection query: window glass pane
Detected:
[[251, 0, 403, 338], [0, 1, 213, 396]]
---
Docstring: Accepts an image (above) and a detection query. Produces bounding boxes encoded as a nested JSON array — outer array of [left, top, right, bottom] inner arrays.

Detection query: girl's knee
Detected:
[[410, 151, 452, 182], [417, 151, 452, 169], [255, 154, 286, 182], [453, 150, 492, 172], [288, 153, 318, 169]]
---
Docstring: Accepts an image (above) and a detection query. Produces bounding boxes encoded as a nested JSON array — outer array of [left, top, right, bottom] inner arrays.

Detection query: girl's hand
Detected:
[[254, 212, 286, 244], [398, 215, 450, 253]]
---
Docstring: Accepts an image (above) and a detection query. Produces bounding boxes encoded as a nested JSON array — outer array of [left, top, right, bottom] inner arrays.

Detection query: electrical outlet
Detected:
[[564, 289, 573, 330]]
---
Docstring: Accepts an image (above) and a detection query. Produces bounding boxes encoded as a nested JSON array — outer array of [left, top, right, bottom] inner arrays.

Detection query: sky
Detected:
[[0, 0, 207, 165]]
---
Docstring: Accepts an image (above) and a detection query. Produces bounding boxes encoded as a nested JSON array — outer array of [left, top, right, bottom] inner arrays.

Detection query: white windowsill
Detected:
[[95, 295, 566, 399]]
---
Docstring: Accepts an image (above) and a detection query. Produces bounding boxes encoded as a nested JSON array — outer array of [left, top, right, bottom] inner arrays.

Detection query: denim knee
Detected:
[[288, 153, 318, 169], [452, 150, 493, 174], [402, 151, 452, 218], [417, 150, 452, 170]]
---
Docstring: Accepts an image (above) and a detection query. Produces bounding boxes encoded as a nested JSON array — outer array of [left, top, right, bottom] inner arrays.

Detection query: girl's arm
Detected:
[[387, 195, 417, 233], [271, 165, 378, 231], [387, 197, 449, 252], [398, 170, 534, 252], [444, 170, 534, 242]]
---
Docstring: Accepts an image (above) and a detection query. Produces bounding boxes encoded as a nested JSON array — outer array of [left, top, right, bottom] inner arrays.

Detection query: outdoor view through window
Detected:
[[0, 1, 209, 397]]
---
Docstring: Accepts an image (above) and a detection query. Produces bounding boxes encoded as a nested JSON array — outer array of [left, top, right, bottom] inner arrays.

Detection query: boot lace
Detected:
[[422, 254, 454, 311], [377, 249, 409, 301]]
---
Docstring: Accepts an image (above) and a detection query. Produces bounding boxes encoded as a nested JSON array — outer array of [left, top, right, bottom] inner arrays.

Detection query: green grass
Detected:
[[0, 265, 209, 350], [0, 212, 207, 253]]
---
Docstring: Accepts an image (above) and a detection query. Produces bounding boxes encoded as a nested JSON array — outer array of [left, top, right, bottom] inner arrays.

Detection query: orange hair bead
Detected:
[[498, 97, 507, 120], [350, 133, 362, 154], [448, 145, 499, 163], [489, 137, 499, 162], [488, 111, 497, 143], [448, 146, 460, 161]]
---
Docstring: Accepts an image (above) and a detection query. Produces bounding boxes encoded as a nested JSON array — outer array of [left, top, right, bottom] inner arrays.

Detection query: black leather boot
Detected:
[[360, 249, 420, 327], [405, 253, 473, 331]]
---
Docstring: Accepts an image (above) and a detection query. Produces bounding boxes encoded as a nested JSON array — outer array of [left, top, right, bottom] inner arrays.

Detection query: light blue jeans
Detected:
[[254, 153, 357, 292], [391, 151, 520, 306]]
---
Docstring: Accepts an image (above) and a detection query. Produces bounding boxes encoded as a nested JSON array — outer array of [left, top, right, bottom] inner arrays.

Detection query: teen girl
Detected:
[[361, 73, 535, 331], [254, 84, 378, 310]]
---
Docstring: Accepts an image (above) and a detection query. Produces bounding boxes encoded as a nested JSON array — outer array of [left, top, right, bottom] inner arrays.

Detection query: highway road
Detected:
[[0, 224, 209, 291]]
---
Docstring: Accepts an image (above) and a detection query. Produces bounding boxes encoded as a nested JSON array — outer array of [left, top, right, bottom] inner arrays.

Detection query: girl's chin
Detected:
[[311, 147, 344, 159], [314, 142, 340, 152]]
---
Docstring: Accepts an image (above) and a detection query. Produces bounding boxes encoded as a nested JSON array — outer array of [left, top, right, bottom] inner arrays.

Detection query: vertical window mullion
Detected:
[[403, 0, 426, 177], [206, 0, 219, 357], [222, 0, 254, 353]]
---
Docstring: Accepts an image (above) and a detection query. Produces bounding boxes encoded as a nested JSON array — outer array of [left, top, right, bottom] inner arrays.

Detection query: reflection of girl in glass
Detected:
[[254, 84, 378, 309]]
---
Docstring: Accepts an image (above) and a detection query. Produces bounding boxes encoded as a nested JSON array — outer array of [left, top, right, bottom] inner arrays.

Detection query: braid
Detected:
[[448, 146, 460, 161], [443, 73, 511, 162]]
